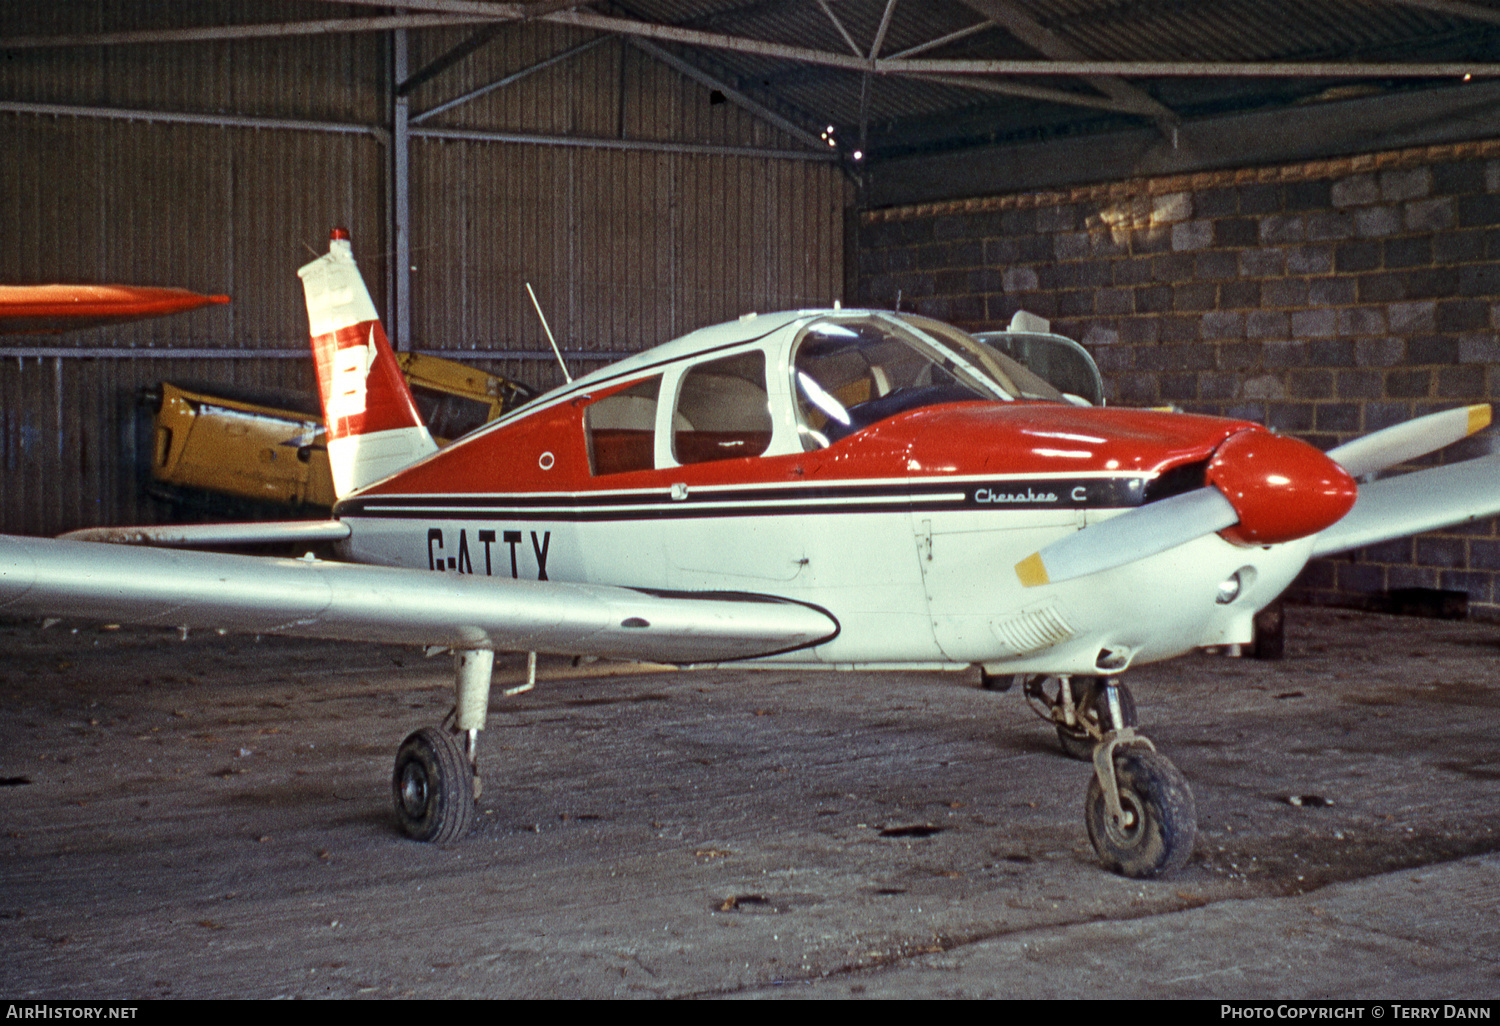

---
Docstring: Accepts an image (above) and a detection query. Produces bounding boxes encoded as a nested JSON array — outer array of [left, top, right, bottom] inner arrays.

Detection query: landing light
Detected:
[[1216, 571, 1243, 605]]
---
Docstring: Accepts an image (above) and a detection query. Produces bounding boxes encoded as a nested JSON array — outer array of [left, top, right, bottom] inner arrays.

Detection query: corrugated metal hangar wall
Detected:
[[0, 10, 848, 536]]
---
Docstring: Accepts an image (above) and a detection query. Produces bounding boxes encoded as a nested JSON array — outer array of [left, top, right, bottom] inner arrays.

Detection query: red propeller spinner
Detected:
[[1206, 429, 1359, 546]]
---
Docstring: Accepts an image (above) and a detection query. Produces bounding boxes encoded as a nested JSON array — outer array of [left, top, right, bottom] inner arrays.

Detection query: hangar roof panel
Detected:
[[3, 0, 1497, 194]]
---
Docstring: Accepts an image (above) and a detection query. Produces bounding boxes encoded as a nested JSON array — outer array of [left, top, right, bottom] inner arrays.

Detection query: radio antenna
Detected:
[[525, 282, 572, 383]]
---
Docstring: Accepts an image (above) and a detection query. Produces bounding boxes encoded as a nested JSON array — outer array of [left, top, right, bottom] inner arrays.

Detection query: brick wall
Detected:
[[856, 139, 1500, 620]]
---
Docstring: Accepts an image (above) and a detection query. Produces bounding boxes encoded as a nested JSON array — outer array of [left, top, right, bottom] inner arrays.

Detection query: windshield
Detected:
[[973, 330, 1102, 405], [791, 315, 1016, 448], [899, 315, 1069, 404]]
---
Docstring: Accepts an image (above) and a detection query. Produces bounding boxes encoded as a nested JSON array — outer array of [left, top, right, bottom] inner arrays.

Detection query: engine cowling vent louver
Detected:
[[991, 604, 1075, 655]]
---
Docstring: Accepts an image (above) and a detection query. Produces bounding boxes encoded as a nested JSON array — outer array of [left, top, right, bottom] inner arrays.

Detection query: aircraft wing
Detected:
[[0, 535, 838, 664], [60, 520, 351, 549], [1312, 451, 1500, 558]]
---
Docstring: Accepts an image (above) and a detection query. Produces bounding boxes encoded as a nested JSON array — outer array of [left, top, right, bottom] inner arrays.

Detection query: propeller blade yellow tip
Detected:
[[1015, 552, 1050, 588], [1468, 404, 1491, 436]]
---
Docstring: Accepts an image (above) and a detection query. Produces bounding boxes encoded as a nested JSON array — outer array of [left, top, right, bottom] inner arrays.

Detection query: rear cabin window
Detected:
[[671, 352, 772, 465], [585, 375, 661, 476]]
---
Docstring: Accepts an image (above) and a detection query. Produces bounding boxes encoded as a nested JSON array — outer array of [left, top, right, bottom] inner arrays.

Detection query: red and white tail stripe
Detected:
[[297, 229, 436, 498]]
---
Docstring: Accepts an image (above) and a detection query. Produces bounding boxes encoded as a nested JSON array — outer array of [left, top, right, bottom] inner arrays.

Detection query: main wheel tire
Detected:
[[1056, 679, 1137, 761], [392, 726, 477, 843], [1085, 747, 1196, 878]]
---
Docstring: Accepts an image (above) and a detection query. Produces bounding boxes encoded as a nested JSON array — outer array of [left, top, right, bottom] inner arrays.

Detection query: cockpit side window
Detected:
[[791, 317, 1008, 449], [672, 351, 772, 465], [584, 375, 661, 475]]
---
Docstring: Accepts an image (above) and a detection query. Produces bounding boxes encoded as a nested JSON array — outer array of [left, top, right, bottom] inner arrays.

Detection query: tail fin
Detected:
[[298, 229, 436, 498]]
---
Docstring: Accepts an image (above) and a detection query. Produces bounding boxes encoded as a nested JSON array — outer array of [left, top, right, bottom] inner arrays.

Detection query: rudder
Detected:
[[298, 229, 437, 498]]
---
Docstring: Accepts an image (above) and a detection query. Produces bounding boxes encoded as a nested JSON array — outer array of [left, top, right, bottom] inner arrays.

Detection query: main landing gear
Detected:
[[393, 725, 477, 843], [388, 652, 1197, 877], [392, 649, 493, 843], [1022, 675, 1197, 878]]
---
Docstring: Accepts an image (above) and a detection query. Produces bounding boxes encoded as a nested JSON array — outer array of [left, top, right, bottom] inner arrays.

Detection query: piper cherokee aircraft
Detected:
[[5, 230, 1500, 878]]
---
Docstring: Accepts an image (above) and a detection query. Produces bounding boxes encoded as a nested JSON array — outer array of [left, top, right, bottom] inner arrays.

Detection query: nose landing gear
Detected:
[[1086, 731, 1197, 878], [1023, 675, 1197, 878], [1024, 675, 1138, 762]]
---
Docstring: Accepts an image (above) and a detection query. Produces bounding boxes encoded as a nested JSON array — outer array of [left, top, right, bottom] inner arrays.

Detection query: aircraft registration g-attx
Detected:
[[5, 230, 1500, 877]]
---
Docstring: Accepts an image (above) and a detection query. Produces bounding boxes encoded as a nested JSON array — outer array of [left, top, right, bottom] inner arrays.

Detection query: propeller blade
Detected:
[[1015, 428, 1358, 588], [1326, 404, 1490, 478], [1015, 487, 1238, 587]]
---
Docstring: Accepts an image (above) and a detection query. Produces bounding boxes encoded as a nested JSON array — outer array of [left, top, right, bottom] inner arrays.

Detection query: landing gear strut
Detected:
[[1023, 674, 1137, 761], [392, 649, 493, 843], [1022, 674, 1197, 877]]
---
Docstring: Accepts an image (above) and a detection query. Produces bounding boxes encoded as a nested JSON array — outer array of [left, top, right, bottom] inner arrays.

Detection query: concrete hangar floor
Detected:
[[0, 605, 1497, 999]]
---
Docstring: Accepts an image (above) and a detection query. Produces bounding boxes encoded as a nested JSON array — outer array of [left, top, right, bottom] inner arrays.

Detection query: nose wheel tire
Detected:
[[1085, 746, 1196, 878], [393, 726, 477, 843]]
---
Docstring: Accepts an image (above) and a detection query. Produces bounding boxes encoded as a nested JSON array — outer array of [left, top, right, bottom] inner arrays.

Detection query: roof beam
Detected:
[[410, 123, 838, 160], [0, 13, 495, 49], [399, 22, 508, 95], [410, 36, 608, 123], [0, 97, 829, 162], [311, 0, 523, 14], [887, 19, 996, 60], [1379, 0, 1500, 27], [958, 0, 1180, 133], [0, 99, 385, 140], [870, 0, 899, 60], [625, 36, 829, 152], [888, 58, 1500, 77], [535, 10, 1500, 79], [5, 6, 1499, 82], [815, 0, 864, 58], [907, 73, 1167, 117]]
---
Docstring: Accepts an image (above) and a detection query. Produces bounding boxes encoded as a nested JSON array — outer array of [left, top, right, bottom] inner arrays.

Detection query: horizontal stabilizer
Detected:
[[60, 520, 350, 548], [1313, 452, 1500, 558], [0, 535, 837, 664]]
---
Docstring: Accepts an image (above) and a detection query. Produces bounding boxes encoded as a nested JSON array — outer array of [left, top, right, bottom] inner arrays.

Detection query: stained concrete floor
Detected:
[[1, 605, 1497, 999]]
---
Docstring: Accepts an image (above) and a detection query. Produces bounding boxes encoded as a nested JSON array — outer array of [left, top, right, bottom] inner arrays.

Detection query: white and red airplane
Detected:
[[5, 229, 1499, 877]]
